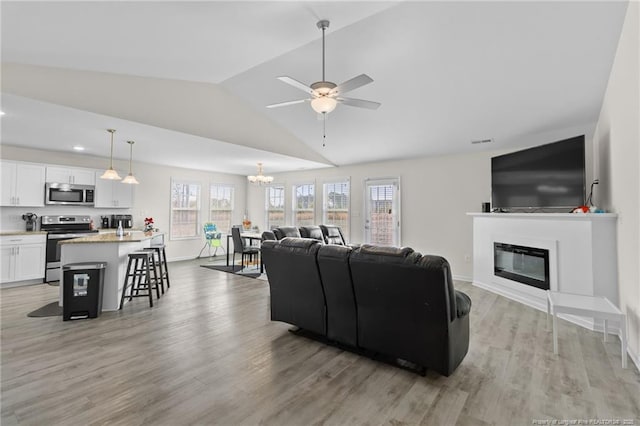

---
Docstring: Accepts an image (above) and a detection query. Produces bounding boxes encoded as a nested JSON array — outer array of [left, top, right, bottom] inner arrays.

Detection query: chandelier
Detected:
[[247, 163, 274, 185]]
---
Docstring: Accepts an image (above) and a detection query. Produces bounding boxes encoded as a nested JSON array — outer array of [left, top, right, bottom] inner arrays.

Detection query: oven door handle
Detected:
[[47, 233, 87, 239]]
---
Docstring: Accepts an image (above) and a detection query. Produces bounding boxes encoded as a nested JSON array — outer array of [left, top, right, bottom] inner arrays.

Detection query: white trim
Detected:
[[322, 177, 351, 241], [169, 178, 201, 241], [453, 274, 472, 283], [363, 177, 401, 246], [291, 181, 316, 227]]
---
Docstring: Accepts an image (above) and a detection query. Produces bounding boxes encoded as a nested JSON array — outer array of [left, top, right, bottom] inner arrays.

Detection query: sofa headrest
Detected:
[[274, 226, 301, 239], [299, 226, 324, 242], [275, 237, 321, 255], [320, 225, 346, 245], [352, 244, 417, 265], [318, 244, 352, 261], [261, 230, 276, 241]]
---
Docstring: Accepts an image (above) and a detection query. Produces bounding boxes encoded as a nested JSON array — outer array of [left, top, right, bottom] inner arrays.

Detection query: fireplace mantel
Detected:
[[468, 212, 619, 333]]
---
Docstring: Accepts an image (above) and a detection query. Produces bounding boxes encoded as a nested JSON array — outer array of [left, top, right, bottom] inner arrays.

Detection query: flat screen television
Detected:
[[491, 135, 585, 210]]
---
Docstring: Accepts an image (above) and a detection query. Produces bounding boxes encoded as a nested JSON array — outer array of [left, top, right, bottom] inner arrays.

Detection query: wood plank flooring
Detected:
[[1, 260, 639, 425]]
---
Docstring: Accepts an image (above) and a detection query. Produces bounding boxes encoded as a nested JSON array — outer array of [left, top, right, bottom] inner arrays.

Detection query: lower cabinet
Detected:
[[0, 234, 46, 284]]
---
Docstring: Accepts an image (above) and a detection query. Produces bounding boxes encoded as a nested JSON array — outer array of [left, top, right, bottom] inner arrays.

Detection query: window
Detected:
[[209, 184, 234, 233], [323, 180, 350, 239], [266, 185, 285, 229], [170, 179, 201, 240], [293, 183, 315, 227], [364, 178, 401, 246]]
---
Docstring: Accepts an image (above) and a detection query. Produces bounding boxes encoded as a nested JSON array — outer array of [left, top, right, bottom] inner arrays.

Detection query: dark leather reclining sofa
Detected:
[[261, 225, 348, 245], [260, 238, 472, 376]]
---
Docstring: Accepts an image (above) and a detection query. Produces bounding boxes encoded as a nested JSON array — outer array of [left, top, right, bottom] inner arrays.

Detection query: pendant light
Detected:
[[121, 140, 140, 184], [100, 129, 122, 180]]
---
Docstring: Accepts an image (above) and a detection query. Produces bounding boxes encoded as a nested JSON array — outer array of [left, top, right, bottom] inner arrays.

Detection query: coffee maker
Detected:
[[21, 213, 38, 232], [101, 216, 110, 229]]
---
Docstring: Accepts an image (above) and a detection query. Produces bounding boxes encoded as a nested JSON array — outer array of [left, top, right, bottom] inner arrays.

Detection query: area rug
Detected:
[[200, 264, 263, 279], [27, 302, 62, 317]]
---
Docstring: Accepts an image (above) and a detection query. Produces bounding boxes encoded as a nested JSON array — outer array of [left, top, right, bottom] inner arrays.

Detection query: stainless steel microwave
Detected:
[[45, 183, 95, 206]]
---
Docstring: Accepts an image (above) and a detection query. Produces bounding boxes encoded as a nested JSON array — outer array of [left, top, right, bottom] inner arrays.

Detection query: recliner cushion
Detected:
[[299, 226, 325, 242], [273, 226, 301, 240], [320, 225, 346, 245]]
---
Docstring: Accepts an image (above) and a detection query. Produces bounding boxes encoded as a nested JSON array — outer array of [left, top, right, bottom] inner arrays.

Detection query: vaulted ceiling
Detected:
[[0, 1, 629, 175]]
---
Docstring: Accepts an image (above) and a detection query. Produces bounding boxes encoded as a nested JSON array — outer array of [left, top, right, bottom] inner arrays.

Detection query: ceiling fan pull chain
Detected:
[[322, 115, 327, 147]]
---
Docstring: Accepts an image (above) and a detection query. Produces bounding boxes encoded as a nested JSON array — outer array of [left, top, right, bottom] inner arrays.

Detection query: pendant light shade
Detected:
[[121, 140, 139, 184], [100, 129, 122, 180]]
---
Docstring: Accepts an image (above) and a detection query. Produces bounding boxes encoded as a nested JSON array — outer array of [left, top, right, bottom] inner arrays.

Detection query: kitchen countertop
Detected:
[[0, 231, 48, 236], [58, 231, 163, 244]]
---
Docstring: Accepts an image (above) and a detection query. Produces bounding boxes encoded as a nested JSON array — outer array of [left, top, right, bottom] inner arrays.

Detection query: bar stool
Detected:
[[120, 251, 160, 309], [142, 248, 165, 295], [148, 244, 170, 290]]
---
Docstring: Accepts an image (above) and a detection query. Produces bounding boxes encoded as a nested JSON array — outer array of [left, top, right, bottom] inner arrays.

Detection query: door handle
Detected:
[[16, 197, 20, 205]]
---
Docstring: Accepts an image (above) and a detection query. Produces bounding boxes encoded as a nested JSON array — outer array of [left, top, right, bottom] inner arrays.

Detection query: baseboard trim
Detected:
[[628, 345, 640, 373], [167, 255, 199, 262], [453, 274, 472, 283]]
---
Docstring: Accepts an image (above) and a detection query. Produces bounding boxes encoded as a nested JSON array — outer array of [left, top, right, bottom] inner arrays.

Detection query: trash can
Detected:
[[62, 262, 106, 321]]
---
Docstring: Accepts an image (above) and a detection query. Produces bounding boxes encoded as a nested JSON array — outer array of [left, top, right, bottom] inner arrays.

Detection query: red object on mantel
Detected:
[[572, 205, 590, 213]]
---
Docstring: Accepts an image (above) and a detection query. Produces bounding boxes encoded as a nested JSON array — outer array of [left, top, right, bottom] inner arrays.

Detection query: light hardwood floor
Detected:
[[1, 260, 639, 425]]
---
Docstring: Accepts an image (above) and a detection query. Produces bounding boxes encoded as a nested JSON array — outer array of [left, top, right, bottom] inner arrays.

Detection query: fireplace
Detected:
[[494, 242, 550, 290]]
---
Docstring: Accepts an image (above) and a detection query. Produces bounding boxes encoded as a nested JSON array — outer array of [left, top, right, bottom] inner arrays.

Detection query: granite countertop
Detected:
[[0, 231, 48, 236], [59, 231, 163, 244]]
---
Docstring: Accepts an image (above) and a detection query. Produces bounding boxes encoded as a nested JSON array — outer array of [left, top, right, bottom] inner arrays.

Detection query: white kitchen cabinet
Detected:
[[1, 160, 46, 207], [0, 234, 46, 284], [94, 172, 133, 208], [46, 166, 95, 185]]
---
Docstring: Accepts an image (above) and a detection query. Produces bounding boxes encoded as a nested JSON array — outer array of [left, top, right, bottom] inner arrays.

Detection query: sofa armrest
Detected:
[[455, 290, 472, 318]]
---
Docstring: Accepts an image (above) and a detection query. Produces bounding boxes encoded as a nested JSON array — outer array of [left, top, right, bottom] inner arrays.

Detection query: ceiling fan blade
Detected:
[[330, 74, 373, 95], [337, 97, 381, 110], [277, 76, 314, 95], [266, 99, 309, 109]]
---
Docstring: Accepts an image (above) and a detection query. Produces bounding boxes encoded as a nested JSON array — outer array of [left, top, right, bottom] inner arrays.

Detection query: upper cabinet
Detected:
[[46, 166, 95, 185], [1, 161, 46, 207], [94, 172, 133, 208]]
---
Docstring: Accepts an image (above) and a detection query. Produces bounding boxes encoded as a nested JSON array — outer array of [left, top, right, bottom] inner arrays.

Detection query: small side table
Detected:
[[547, 290, 627, 368]]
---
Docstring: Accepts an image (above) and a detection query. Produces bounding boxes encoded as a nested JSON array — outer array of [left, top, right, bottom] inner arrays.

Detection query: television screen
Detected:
[[491, 135, 585, 210]]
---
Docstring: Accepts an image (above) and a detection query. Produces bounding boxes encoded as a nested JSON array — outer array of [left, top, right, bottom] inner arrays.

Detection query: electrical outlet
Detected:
[[464, 254, 472, 263]]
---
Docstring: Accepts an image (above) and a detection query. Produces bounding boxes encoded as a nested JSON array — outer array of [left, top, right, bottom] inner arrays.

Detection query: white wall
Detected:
[[593, 1, 640, 368], [0, 145, 247, 261], [247, 150, 498, 281]]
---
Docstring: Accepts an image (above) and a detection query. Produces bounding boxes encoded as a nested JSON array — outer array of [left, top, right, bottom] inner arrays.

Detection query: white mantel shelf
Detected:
[[469, 212, 619, 335], [467, 212, 618, 220]]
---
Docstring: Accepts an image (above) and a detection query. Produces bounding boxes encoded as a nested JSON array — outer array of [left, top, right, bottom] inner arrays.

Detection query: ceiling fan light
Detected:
[[100, 168, 122, 180], [311, 97, 337, 114]]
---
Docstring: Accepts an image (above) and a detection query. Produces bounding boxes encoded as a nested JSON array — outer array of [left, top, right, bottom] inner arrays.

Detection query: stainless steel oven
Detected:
[[42, 216, 98, 282]]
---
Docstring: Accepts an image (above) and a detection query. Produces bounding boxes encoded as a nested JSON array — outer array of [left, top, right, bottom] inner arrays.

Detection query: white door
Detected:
[[46, 166, 72, 183], [0, 246, 14, 282], [14, 244, 45, 281], [15, 163, 45, 206], [71, 168, 96, 185], [112, 181, 133, 208], [94, 173, 114, 208], [364, 178, 401, 246], [1, 161, 16, 206]]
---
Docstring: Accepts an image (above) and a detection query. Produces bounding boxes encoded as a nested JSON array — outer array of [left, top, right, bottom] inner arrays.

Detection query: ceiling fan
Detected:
[[266, 20, 381, 115]]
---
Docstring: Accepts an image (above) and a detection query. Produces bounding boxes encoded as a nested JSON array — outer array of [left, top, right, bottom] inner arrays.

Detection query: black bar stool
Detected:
[[120, 251, 160, 309], [148, 244, 170, 290]]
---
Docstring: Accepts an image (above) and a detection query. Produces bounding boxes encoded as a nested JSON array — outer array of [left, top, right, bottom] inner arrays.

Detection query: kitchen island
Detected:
[[59, 231, 164, 311]]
